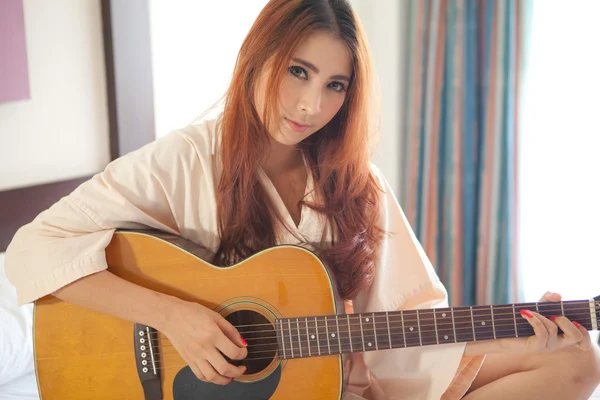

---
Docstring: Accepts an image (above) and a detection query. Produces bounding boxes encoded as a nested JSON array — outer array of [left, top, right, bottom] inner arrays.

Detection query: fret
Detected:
[[305, 317, 319, 356], [359, 314, 366, 351], [492, 304, 516, 339], [335, 315, 342, 353], [279, 320, 286, 359], [472, 306, 495, 340], [452, 307, 475, 343], [513, 304, 518, 337], [313, 317, 322, 356], [402, 310, 421, 347], [535, 302, 539, 314], [434, 308, 455, 344], [305, 317, 311, 357], [373, 313, 391, 349], [537, 301, 563, 320], [417, 309, 438, 346], [516, 303, 536, 338], [537, 301, 565, 335], [416, 310, 422, 346], [288, 319, 295, 358], [560, 301, 565, 318], [326, 316, 340, 354], [451, 308, 457, 342], [372, 313, 379, 350], [361, 314, 375, 351], [590, 300, 598, 331], [433, 309, 439, 344], [490, 305, 496, 339], [325, 316, 332, 354], [336, 314, 350, 354], [400, 311, 407, 348], [385, 312, 393, 349], [347, 314, 353, 353], [470, 306, 476, 340], [564, 300, 593, 331], [296, 318, 303, 358]]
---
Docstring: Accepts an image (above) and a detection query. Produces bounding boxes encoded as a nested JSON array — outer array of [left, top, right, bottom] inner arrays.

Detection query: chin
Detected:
[[271, 133, 304, 146]]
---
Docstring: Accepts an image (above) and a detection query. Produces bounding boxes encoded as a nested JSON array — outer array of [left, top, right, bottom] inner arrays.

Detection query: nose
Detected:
[[297, 86, 322, 116]]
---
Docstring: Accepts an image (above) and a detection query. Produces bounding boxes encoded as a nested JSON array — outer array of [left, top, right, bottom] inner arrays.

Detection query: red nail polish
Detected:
[[520, 309, 534, 318], [240, 336, 247, 346], [231, 377, 235, 382], [550, 316, 558, 322], [574, 321, 582, 328]]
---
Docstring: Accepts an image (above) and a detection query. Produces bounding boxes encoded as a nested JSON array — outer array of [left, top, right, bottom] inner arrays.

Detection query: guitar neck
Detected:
[[275, 299, 600, 359]]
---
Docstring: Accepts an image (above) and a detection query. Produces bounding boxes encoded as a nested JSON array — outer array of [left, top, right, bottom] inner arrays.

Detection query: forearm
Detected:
[[52, 270, 179, 331], [464, 339, 504, 356]]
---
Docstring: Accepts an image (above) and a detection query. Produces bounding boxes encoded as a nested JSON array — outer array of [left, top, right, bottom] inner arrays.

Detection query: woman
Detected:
[[5, 0, 599, 398]]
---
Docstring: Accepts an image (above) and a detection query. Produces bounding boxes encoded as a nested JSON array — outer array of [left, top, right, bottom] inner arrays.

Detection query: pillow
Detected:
[[0, 253, 35, 387], [0, 371, 39, 400]]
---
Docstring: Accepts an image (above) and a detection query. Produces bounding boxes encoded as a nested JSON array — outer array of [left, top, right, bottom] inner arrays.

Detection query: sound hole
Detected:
[[225, 310, 277, 375]]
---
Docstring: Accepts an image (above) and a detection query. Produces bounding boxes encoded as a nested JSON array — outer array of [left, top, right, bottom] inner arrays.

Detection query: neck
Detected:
[[262, 137, 304, 176], [275, 298, 599, 359]]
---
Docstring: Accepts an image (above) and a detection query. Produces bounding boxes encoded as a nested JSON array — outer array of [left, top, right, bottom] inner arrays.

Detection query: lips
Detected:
[[285, 118, 310, 133]]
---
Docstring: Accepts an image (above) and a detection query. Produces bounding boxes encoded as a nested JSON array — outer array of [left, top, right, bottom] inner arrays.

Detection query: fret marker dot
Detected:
[[444, 335, 448, 340], [442, 313, 446, 317], [365, 318, 370, 322], [368, 342, 372, 347], [311, 335, 315, 339], [409, 327, 414, 331], [331, 333, 336, 338], [481, 321, 486, 326]]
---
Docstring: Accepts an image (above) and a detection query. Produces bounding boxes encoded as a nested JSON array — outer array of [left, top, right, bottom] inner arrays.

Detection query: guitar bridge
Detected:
[[134, 323, 162, 400]]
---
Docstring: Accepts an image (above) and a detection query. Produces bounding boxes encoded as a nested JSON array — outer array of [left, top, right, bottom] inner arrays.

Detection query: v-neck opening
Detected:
[[258, 154, 313, 231]]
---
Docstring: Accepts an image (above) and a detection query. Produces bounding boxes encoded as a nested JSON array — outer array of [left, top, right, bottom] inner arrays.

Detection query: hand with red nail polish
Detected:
[[160, 299, 248, 385], [494, 291, 592, 354]]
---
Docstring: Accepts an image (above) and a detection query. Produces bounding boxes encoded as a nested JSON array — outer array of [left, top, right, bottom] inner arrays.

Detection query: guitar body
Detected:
[[33, 230, 345, 399]]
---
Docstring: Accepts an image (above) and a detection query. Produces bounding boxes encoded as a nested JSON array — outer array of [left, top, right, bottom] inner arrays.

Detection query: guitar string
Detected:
[[150, 314, 592, 361], [154, 300, 595, 331], [148, 311, 594, 355], [146, 305, 596, 339]]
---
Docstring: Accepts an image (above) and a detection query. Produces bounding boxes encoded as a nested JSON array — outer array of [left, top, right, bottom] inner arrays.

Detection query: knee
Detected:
[[568, 342, 600, 387]]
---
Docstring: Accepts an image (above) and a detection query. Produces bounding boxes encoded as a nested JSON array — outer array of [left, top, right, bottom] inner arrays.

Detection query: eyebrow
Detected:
[[292, 57, 351, 82]]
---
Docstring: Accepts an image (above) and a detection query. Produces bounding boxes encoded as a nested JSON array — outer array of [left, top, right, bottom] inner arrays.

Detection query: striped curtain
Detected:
[[400, 0, 525, 307]]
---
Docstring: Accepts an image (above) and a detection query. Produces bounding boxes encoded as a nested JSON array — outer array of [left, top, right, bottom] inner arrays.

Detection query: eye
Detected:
[[288, 66, 307, 79], [328, 81, 346, 93]]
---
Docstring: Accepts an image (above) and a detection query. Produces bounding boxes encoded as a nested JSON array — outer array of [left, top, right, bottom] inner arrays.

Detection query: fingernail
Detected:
[[230, 377, 235, 382], [520, 309, 534, 318], [240, 336, 247, 346], [574, 321, 582, 328], [550, 316, 558, 322]]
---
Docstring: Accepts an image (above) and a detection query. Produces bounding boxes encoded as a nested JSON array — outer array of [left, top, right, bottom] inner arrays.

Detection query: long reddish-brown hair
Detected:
[[215, 0, 384, 300]]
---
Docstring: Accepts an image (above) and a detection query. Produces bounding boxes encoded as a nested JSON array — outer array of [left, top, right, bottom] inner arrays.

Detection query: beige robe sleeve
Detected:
[[4, 129, 209, 306], [343, 165, 467, 400]]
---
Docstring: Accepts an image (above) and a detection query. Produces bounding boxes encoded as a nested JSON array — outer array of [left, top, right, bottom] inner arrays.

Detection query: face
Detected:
[[254, 30, 352, 146]]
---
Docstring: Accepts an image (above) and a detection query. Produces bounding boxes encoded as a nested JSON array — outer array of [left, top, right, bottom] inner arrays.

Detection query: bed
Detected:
[[0, 253, 39, 400]]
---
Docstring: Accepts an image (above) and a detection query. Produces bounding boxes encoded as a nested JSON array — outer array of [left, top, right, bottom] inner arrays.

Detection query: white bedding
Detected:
[[0, 253, 39, 400]]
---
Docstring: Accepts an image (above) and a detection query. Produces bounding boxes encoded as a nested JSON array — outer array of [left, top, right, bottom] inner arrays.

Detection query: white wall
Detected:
[[0, 0, 110, 191], [149, 0, 269, 139], [149, 0, 406, 196], [519, 0, 600, 302], [351, 0, 406, 197]]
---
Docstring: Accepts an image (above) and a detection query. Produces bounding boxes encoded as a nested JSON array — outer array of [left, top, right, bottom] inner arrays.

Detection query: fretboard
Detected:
[[275, 299, 599, 359]]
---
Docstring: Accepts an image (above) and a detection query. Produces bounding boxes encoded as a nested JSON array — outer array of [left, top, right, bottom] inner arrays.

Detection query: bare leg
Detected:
[[463, 343, 600, 400]]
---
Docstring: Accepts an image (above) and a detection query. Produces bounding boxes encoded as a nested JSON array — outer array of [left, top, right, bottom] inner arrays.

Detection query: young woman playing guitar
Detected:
[[5, 0, 600, 399]]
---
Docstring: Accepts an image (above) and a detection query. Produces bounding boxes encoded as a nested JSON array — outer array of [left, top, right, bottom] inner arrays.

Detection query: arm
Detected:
[[5, 127, 247, 384], [51, 269, 178, 332]]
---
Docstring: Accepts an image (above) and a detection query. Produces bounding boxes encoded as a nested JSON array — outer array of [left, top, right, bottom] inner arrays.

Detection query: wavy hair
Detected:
[[215, 0, 384, 300]]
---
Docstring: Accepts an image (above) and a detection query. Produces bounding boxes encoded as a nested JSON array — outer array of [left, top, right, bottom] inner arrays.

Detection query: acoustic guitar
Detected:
[[33, 230, 600, 399]]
